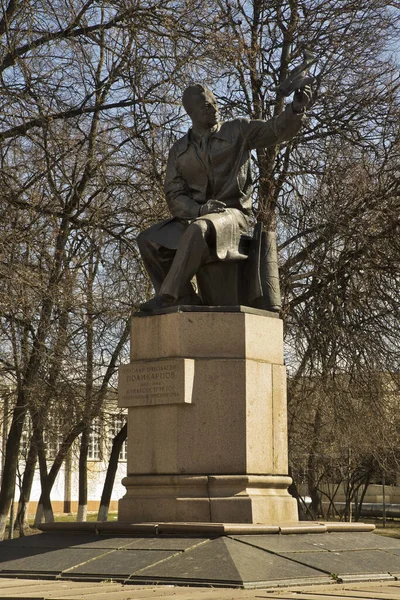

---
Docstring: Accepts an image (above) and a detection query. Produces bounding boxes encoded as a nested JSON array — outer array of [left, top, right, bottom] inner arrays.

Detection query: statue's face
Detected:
[[187, 88, 219, 128]]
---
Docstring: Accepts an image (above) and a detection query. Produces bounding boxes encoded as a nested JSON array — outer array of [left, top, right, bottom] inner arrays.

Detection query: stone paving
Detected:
[[0, 524, 400, 598], [1, 578, 400, 599]]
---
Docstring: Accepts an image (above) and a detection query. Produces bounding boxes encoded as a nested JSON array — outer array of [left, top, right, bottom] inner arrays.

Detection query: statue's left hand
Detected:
[[292, 84, 313, 114], [199, 200, 226, 216]]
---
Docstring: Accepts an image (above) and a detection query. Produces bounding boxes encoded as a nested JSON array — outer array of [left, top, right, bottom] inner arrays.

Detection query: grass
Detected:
[[4, 512, 119, 539], [53, 511, 118, 522], [371, 518, 400, 539]]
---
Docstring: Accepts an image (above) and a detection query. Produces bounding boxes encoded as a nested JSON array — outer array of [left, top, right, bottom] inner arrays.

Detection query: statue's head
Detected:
[[182, 84, 219, 129]]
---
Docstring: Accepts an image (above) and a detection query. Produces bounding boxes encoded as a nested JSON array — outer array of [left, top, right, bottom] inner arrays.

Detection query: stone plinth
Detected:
[[118, 309, 298, 524]]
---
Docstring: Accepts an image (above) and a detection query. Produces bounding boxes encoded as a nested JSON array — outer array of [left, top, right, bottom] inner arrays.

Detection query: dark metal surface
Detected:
[[1, 530, 399, 589]]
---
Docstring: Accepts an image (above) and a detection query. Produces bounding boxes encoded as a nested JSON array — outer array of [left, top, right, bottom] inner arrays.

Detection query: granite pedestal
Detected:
[[118, 307, 298, 523]]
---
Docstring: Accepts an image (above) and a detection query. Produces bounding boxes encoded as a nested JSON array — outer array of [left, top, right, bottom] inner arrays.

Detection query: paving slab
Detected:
[[0, 579, 284, 600], [3, 578, 400, 599], [0, 547, 46, 566], [232, 532, 400, 555], [0, 535, 134, 550], [0, 582, 128, 599], [290, 586, 399, 598], [283, 548, 400, 577], [373, 583, 400, 592], [381, 546, 400, 556], [269, 580, 400, 599], [64, 549, 178, 579], [230, 533, 330, 553], [291, 532, 400, 552], [263, 592, 393, 599], [18, 534, 204, 552], [134, 536, 329, 587], [0, 547, 111, 575], [123, 538, 208, 551], [1, 530, 400, 591]]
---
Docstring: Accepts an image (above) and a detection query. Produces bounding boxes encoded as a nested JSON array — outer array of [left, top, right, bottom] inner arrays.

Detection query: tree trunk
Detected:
[[31, 319, 130, 527], [306, 401, 323, 520], [33, 476, 55, 528], [97, 423, 127, 522], [77, 429, 89, 522], [15, 442, 38, 536], [0, 394, 26, 540], [33, 425, 54, 527], [354, 473, 371, 522]]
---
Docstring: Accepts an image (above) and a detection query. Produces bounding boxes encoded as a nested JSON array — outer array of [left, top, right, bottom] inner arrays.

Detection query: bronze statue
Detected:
[[138, 78, 312, 312]]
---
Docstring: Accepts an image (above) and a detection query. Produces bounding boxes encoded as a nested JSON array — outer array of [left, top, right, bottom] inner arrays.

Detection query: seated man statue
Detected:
[[138, 83, 311, 311]]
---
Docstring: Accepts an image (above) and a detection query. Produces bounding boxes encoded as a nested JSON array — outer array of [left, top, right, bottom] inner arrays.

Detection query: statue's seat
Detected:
[[196, 226, 281, 311]]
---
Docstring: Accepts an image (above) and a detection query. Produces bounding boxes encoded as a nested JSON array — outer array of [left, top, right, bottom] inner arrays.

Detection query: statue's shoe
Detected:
[[139, 294, 175, 312], [139, 293, 202, 312]]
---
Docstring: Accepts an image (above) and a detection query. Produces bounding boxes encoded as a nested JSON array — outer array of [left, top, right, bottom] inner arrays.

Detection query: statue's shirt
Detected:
[[142, 104, 303, 257], [164, 104, 303, 221]]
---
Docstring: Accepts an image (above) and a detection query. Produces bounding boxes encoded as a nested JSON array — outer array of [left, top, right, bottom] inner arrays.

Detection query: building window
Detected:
[[87, 418, 102, 461], [45, 418, 66, 460], [20, 419, 32, 460]]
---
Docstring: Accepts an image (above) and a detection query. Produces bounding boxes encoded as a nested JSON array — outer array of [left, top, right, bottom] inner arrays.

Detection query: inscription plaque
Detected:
[[118, 358, 194, 407]]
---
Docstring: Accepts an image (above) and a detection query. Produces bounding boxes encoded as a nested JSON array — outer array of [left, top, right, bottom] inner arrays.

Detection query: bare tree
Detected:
[[205, 0, 400, 514], [1, 0, 399, 535], [0, 0, 227, 536]]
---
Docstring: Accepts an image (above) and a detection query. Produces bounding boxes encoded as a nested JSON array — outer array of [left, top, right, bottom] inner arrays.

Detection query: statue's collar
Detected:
[[189, 123, 220, 139], [176, 123, 230, 156], [188, 122, 230, 142]]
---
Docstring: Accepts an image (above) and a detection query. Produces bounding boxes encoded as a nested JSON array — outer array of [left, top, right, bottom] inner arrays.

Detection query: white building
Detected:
[[1, 386, 128, 517]]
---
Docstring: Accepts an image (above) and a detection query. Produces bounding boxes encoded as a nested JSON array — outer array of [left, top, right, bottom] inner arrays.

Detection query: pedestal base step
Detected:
[[28, 527, 398, 590], [118, 474, 299, 524], [38, 520, 375, 536]]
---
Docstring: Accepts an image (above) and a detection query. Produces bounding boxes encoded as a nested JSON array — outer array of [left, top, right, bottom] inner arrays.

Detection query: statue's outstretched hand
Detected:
[[199, 200, 226, 216], [292, 84, 313, 114]]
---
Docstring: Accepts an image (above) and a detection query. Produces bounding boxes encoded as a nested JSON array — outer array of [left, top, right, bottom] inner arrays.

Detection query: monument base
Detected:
[[118, 474, 298, 523], [118, 308, 297, 525], [35, 521, 391, 591]]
